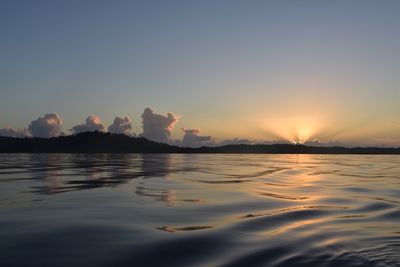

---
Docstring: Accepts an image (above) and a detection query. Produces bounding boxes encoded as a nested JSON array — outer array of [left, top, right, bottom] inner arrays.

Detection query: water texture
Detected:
[[0, 154, 399, 267]]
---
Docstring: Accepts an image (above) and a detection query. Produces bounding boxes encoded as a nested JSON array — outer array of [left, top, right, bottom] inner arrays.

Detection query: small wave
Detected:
[[156, 225, 213, 233], [242, 205, 348, 219], [354, 202, 396, 212], [377, 209, 400, 221], [196, 179, 252, 184], [257, 191, 309, 201]]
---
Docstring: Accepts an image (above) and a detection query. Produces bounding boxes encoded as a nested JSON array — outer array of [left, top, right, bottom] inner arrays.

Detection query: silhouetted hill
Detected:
[[0, 132, 182, 153], [195, 144, 400, 154], [0, 131, 399, 154]]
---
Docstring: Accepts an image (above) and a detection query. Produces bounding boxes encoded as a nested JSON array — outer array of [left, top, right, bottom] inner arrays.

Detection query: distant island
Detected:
[[0, 131, 399, 154]]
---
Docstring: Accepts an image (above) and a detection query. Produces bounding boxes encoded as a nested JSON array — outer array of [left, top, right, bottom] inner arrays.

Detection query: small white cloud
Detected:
[[180, 128, 213, 147], [108, 116, 132, 135], [70, 115, 106, 134], [0, 127, 30, 138]]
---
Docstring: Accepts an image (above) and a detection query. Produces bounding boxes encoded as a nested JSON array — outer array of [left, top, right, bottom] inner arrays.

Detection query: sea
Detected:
[[0, 154, 399, 267]]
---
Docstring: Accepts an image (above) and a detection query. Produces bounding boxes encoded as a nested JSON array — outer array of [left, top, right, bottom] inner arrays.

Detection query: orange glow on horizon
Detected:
[[260, 116, 323, 143]]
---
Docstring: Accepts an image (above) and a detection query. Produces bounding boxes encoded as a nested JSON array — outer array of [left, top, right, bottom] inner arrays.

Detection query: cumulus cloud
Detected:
[[0, 127, 30, 138], [70, 115, 106, 134], [180, 128, 213, 147], [28, 113, 63, 138], [141, 108, 178, 143], [108, 116, 132, 135]]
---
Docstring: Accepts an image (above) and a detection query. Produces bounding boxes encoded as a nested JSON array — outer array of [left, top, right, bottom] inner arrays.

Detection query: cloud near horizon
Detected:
[[0, 127, 30, 138], [141, 107, 178, 143], [70, 115, 106, 134], [108, 116, 132, 135], [179, 128, 213, 147], [28, 113, 63, 138], [1, 109, 397, 147]]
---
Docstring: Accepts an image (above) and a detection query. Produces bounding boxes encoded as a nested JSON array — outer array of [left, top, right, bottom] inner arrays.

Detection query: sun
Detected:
[[292, 126, 314, 144], [260, 115, 322, 144]]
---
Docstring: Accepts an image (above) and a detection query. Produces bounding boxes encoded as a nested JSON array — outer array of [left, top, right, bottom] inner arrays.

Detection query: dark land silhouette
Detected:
[[0, 131, 399, 154]]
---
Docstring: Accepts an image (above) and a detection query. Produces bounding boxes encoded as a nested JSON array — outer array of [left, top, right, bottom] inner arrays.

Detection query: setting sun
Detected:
[[293, 125, 315, 144], [259, 116, 322, 144]]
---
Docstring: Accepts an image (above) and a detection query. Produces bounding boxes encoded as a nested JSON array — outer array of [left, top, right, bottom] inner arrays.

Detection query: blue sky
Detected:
[[1, 0, 399, 145]]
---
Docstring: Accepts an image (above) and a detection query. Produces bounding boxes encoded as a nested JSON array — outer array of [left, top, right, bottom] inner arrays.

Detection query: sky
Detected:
[[0, 0, 399, 146]]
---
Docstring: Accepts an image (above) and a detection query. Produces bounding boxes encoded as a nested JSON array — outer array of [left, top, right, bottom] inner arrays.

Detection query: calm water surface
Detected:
[[0, 154, 399, 267]]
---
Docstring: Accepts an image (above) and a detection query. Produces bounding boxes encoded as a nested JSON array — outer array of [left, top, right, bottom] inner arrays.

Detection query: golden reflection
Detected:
[[268, 218, 322, 236], [246, 154, 325, 201]]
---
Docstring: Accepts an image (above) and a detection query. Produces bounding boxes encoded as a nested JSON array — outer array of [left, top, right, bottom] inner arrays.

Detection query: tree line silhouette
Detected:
[[0, 131, 399, 154]]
